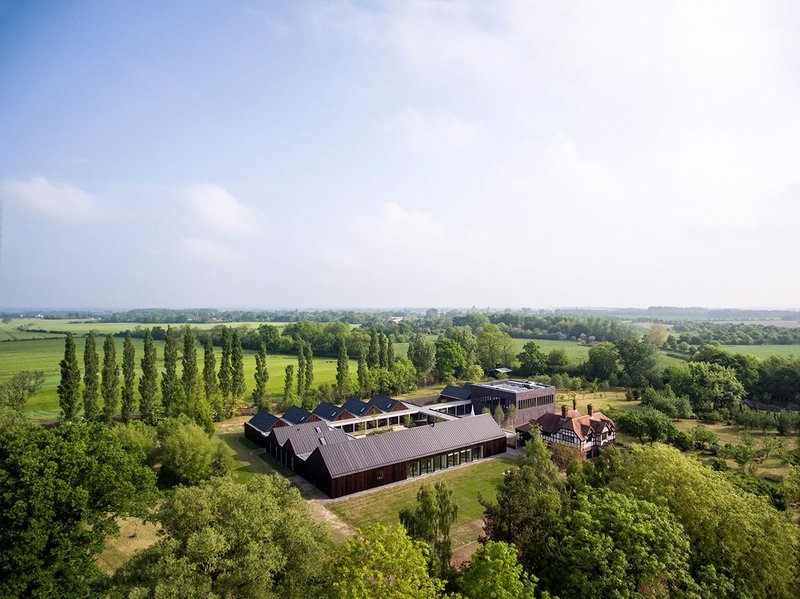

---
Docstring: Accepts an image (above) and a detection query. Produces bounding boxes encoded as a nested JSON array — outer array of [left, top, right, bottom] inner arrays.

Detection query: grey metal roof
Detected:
[[439, 384, 473, 401], [282, 406, 313, 425], [246, 410, 282, 434], [492, 367, 513, 374], [315, 413, 505, 478], [286, 427, 350, 459], [272, 421, 332, 446], [368, 395, 407, 412]]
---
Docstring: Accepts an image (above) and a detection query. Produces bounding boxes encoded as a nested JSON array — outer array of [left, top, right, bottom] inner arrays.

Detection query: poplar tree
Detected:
[[139, 328, 158, 424], [161, 326, 178, 416], [181, 327, 198, 404], [358, 351, 369, 396], [101, 334, 119, 423], [387, 335, 395, 369], [218, 326, 232, 401], [203, 335, 218, 402], [336, 342, 350, 397], [82, 332, 99, 421], [368, 326, 379, 368], [231, 330, 246, 399], [303, 344, 313, 395], [57, 333, 81, 421], [379, 332, 388, 369], [121, 333, 136, 422], [283, 365, 295, 406], [253, 343, 270, 409], [297, 343, 306, 397]]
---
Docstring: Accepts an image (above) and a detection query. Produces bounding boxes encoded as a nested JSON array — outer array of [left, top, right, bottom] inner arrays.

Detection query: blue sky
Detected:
[[1, 1, 799, 309]]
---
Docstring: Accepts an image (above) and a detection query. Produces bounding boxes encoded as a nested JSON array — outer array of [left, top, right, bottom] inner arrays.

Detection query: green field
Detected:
[[721, 344, 800, 359], [0, 337, 353, 420], [328, 455, 517, 549], [1, 318, 294, 340]]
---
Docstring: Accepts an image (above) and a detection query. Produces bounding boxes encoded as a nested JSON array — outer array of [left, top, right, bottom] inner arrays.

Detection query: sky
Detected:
[[1, 1, 799, 310]]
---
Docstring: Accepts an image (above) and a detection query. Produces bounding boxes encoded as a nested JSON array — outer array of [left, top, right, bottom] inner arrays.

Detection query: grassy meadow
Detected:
[[721, 344, 800, 359], [1, 337, 354, 420]]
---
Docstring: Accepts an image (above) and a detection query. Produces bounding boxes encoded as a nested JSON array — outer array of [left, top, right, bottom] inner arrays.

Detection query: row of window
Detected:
[[406, 445, 485, 478], [517, 394, 555, 411]]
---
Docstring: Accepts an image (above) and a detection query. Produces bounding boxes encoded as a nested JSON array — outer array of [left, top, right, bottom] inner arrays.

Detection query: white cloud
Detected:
[[382, 109, 476, 156], [181, 236, 243, 264], [1, 176, 98, 222], [183, 183, 258, 236]]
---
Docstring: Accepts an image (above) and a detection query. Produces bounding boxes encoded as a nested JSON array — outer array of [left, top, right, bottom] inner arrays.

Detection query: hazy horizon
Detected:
[[2, 1, 799, 309]]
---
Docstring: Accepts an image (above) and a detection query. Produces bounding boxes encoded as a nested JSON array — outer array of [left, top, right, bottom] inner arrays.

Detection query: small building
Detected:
[[342, 398, 382, 419], [468, 380, 557, 426], [518, 402, 616, 459], [489, 367, 513, 378], [303, 413, 507, 497], [266, 421, 349, 470], [312, 402, 355, 422], [244, 410, 288, 447]]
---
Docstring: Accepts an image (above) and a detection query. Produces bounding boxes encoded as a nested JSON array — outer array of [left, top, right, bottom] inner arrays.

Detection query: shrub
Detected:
[[160, 418, 231, 485]]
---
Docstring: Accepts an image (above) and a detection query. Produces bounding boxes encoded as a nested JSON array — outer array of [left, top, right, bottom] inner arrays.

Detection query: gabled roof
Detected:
[[285, 428, 350, 460], [246, 410, 285, 434], [342, 398, 376, 417], [282, 406, 313, 425], [368, 395, 408, 413], [313, 413, 505, 478], [532, 409, 615, 442], [439, 384, 473, 401], [313, 401, 352, 421], [272, 421, 333, 447]]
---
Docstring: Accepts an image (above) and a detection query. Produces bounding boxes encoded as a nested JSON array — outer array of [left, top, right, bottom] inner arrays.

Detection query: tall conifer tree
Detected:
[[231, 330, 246, 399], [358, 350, 369, 396], [297, 343, 306, 397], [57, 333, 81, 421], [283, 364, 295, 406], [387, 335, 395, 369], [203, 335, 217, 402], [303, 344, 313, 395], [161, 326, 178, 416], [101, 334, 119, 423], [139, 328, 157, 424], [82, 332, 99, 421], [181, 327, 198, 405], [218, 327, 232, 400], [253, 342, 270, 409], [121, 333, 136, 422], [379, 332, 388, 368], [368, 326, 379, 368], [336, 342, 349, 397]]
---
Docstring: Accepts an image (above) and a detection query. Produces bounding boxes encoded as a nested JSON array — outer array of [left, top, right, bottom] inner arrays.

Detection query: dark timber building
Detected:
[[304, 414, 506, 497], [469, 380, 556, 426]]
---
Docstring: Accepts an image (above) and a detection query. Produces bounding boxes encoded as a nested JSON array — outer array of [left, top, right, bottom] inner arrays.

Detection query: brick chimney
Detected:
[[572, 398, 577, 411], [561, 405, 567, 419], [587, 403, 593, 417]]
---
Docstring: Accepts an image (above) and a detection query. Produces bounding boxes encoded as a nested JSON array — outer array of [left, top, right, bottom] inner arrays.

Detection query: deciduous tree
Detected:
[[161, 326, 179, 416], [253, 342, 270, 409], [399, 481, 459, 578], [218, 326, 232, 400], [139, 328, 158, 424], [101, 334, 119, 423], [121, 333, 136, 422], [336, 341, 349, 397], [408, 333, 436, 379], [231, 329, 246, 399]]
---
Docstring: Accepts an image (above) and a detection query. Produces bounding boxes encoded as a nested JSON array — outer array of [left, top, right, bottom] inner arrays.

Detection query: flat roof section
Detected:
[[471, 379, 553, 394]]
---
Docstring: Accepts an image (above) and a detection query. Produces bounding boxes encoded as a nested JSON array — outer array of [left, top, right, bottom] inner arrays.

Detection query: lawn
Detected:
[[96, 517, 160, 574], [327, 455, 518, 547], [2, 338, 354, 420], [3, 318, 294, 338], [721, 344, 800, 359]]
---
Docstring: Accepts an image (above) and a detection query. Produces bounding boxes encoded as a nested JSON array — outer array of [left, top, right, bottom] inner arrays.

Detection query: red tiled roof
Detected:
[[530, 409, 615, 442]]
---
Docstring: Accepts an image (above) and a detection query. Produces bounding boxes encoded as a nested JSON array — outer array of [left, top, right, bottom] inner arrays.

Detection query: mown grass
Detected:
[[328, 455, 517, 538], [721, 344, 800, 359], [1, 338, 354, 420]]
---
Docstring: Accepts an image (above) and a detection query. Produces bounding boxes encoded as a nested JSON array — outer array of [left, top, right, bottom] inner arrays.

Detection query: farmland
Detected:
[[0, 337, 354, 420], [721, 344, 800, 359]]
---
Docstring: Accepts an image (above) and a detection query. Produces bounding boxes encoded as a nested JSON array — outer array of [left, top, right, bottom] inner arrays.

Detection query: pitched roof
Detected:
[[282, 406, 313, 425], [368, 395, 408, 413], [285, 427, 350, 459], [314, 413, 505, 478], [313, 401, 350, 421], [439, 384, 473, 401], [246, 410, 284, 434], [272, 421, 333, 446], [533, 409, 615, 442], [342, 398, 374, 417]]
